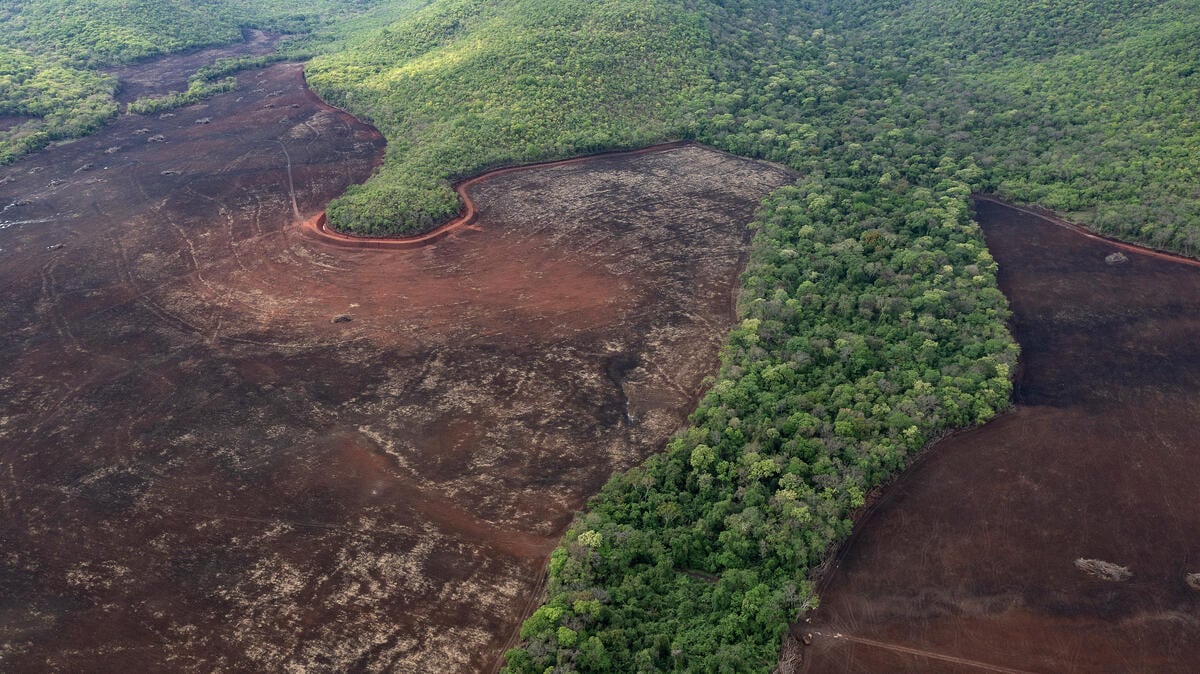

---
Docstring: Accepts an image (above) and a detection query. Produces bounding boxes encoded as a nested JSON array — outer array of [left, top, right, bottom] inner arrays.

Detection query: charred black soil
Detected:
[[796, 199, 1200, 673], [109, 29, 284, 105], [0, 46, 791, 672]]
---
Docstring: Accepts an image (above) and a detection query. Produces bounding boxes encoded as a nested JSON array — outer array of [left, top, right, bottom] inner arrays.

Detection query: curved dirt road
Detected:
[[0, 50, 792, 672], [299, 142, 694, 249]]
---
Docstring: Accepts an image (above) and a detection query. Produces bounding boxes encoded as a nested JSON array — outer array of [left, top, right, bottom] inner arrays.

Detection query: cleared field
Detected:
[[795, 200, 1200, 673], [0, 45, 791, 671]]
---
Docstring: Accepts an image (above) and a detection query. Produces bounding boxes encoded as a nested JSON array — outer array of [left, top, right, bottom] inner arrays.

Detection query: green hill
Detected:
[[305, 0, 712, 235], [2, 1, 1196, 671]]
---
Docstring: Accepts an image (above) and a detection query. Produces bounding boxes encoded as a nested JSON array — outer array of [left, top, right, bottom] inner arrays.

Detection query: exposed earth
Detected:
[[795, 199, 1200, 673], [108, 29, 285, 106], [0, 44, 792, 672]]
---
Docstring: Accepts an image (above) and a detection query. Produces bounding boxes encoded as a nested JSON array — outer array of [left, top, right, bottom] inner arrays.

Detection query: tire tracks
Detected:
[[809, 630, 1039, 673]]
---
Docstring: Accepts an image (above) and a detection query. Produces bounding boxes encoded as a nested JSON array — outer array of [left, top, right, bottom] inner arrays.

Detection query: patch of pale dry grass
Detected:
[[1074, 558, 1132, 582]]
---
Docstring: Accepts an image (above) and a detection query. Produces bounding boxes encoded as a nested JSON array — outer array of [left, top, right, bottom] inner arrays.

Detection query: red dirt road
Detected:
[[298, 142, 694, 250], [796, 199, 1200, 673], [0, 46, 792, 671]]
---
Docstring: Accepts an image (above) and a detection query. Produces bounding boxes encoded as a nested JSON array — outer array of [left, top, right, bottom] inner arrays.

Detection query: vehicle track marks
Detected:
[[809, 630, 1039, 674]]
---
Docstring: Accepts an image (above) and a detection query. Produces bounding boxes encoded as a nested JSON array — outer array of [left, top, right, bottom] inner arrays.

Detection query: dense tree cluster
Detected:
[[504, 169, 1016, 671], [1, 0, 1194, 670], [504, 0, 1193, 670]]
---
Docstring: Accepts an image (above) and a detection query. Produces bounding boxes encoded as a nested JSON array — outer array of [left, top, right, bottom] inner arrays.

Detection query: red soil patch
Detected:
[[0, 49, 792, 672], [795, 199, 1200, 673], [298, 141, 693, 249]]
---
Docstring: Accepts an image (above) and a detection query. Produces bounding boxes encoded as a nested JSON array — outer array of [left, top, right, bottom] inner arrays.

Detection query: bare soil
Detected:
[[298, 141, 697, 249], [0, 115, 33, 134], [795, 199, 1200, 673], [109, 29, 284, 104], [0, 46, 791, 672]]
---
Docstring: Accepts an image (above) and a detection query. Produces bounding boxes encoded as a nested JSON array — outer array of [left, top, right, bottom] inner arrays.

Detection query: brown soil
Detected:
[[0, 46, 792, 672], [299, 141, 694, 249], [795, 199, 1200, 673], [109, 29, 284, 104], [0, 115, 33, 134]]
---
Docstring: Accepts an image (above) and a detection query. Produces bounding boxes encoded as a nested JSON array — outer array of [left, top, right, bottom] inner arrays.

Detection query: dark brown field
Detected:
[[0, 46, 792, 672], [108, 29, 284, 105], [796, 199, 1200, 673]]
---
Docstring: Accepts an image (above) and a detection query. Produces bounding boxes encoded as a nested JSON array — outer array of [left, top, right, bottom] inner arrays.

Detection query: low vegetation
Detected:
[[127, 77, 239, 116], [0, 45, 118, 162], [0, 0, 377, 163], [2, 0, 1196, 670]]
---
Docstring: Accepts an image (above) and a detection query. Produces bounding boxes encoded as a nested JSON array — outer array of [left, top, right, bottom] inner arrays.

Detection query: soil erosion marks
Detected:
[[795, 199, 1200, 673], [0, 45, 792, 672]]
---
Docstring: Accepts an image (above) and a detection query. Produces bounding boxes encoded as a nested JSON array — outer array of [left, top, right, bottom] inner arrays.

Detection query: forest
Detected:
[[0, 0, 375, 162], [304, 0, 712, 234], [303, 0, 1199, 259], [2, 0, 1196, 671], [489, 0, 1196, 670]]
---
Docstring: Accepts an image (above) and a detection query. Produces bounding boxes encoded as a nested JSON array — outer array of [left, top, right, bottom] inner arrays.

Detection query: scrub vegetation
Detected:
[[1, 0, 1196, 671], [304, 0, 712, 235], [0, 0, 375, 162]]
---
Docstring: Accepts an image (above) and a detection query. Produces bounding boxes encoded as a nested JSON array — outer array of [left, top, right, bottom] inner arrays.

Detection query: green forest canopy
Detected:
[[301, 0, 1196, 670], [2, 0, 1197, 671], [304, 0, 713, 234]]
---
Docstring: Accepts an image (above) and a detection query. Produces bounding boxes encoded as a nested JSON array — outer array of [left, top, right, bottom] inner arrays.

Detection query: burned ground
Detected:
[[108, 29, 284, 105], [0, 47, 791, 672], [795, 200, 1200, 673]]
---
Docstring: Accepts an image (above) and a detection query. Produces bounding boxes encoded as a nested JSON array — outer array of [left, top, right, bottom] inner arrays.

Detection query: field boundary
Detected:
[[974, 195, 1200, 269], [298, 141, 693, 250]]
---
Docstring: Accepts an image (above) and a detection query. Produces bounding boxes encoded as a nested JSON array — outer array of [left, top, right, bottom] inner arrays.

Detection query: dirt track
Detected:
[[299, 142, 695, 249], [796, 199, 1200, 673], [0, 44, 791, 672]]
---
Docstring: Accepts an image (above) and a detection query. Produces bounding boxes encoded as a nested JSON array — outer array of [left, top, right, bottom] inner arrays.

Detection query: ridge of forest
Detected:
[[2, 1, 1196, 672], [500, 1, 1197, 670], [304, 0, 713, 234]]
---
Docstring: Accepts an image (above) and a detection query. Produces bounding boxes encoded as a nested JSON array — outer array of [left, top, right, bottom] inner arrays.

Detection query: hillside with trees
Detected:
[[1, 0, 1195, 671], [305, 0, 712, 234], [0, 0, 377, 163], [828, 0, 1200, 256]]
